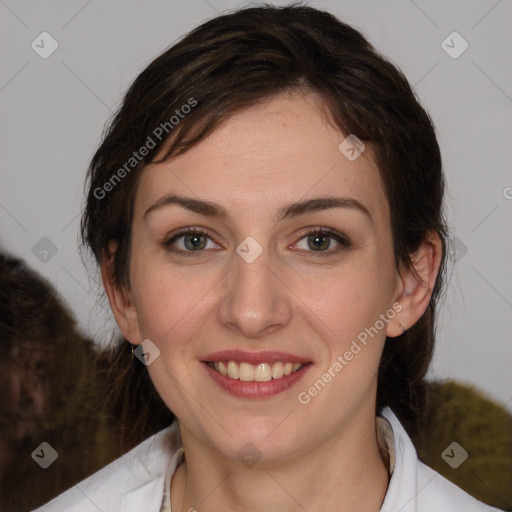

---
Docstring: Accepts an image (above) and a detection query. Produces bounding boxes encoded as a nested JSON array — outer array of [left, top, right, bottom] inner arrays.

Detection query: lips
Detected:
[[202, 350, 311, 398]]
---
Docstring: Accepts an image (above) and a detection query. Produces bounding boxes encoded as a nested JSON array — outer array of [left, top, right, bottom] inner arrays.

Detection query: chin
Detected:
[[210, 418, 308, 464]]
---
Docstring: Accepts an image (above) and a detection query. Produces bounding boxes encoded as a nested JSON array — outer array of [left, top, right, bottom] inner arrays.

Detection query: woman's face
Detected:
[[123, 91, 403, 462]]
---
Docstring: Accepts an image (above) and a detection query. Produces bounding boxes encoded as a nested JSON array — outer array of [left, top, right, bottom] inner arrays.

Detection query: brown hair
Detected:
[[81, 2, 448, 450]]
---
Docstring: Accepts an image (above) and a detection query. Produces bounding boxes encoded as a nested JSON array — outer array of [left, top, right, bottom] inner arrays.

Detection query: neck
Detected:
[[171, 407, 390, 512]]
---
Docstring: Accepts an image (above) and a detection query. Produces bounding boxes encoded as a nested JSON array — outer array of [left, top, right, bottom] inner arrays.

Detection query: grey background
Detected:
[[1, 0, 511, 410]]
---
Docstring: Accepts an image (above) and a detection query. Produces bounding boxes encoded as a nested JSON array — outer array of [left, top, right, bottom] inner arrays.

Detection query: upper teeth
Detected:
[[212, 361, 303, 382]]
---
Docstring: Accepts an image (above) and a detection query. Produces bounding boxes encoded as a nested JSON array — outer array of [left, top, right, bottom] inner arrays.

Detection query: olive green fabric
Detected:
[[414, 380, 512, 511]]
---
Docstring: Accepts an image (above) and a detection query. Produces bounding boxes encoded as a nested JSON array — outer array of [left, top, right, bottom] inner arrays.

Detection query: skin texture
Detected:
[[103, 91, 442, 512]]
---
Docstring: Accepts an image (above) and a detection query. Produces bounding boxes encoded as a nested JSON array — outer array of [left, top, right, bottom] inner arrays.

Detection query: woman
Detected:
[[35, 4, 503, 511]]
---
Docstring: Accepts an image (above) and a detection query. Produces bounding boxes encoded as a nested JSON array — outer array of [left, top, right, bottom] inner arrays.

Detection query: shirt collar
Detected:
[[378, 406, 419, 512]]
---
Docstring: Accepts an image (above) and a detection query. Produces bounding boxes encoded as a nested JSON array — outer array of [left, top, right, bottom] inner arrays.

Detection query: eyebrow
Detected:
[[143, 194, 372, 223]]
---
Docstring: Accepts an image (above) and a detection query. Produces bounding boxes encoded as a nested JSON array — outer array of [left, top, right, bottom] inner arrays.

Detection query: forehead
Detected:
[[134, 91, 389, 224]]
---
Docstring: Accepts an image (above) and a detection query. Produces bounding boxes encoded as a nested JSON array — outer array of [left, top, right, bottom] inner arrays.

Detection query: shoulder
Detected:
[[32, 421, 181, 512], [379, 407, 503, 512]]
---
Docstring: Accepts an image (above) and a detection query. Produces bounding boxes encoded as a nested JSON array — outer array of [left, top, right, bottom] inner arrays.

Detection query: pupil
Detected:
[[185, 234, 206, 250], [309, 234, 329, 251]]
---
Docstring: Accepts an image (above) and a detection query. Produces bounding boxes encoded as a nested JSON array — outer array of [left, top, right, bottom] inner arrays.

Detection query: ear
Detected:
[[101, 239, 142, 344], [387, 230, 443, 338]]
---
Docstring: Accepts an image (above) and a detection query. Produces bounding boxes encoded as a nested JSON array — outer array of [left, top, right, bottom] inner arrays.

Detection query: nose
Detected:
[[218, 244, 293, 339]]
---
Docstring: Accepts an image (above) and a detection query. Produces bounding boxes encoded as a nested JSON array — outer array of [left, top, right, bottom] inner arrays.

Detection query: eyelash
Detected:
[[162, 226, 351, 258]]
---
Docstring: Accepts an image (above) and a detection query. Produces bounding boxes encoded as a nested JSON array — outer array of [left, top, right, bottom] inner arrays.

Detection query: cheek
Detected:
[[131, 258, 217, 348], [305, 257, 391, 346]]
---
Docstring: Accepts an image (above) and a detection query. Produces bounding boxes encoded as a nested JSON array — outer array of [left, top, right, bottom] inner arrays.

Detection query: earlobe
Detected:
[[101, 240, 142, 344], [387, 231, 443, 338]]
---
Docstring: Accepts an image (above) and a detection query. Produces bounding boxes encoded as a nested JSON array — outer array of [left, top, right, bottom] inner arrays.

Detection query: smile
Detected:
[[202, 350, 312, 398], [206, 360, 304, 382]]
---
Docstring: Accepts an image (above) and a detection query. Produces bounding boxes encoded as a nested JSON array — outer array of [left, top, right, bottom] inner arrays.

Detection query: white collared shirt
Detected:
[[33, 407, 503, 511]]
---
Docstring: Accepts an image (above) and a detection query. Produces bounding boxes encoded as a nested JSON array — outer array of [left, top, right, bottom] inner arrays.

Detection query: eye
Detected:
[[162, 228, 220, 256], [293, 227, 351, 257], [162, 226, 351, 258]]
